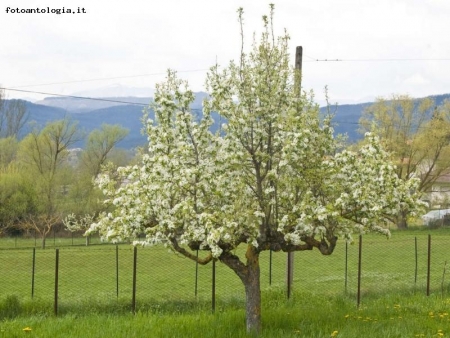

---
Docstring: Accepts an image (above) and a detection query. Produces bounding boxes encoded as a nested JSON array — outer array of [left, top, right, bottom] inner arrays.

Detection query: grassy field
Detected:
[[1, 228, 450, 336], [1, 290, 450, 337]]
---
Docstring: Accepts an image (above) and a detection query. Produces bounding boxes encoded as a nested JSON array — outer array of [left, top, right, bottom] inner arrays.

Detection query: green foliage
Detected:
[[17, 118, 83, 216], [0, 295, 22, 319], [360, 96, 450, 227], [0, 165, 37, 234], [81, 124, 129, 177], [0, 136, 18, 167], [0, 120, 132, 235]]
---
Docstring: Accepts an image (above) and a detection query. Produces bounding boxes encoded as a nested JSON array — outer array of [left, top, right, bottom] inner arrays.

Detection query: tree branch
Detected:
[[170, 238, 213, 265]]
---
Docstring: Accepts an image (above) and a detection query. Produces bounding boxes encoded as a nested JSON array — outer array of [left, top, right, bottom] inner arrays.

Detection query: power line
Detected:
[[1, 87, 447, 134], [305, 58, 450, 62], [8, 68, 210, 89], [303, 54, 317, 61], [10, 57, 450, 89], [0, 87, 149, 106]]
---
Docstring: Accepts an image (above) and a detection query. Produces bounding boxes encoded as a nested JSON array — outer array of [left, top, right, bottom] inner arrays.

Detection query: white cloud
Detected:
[[402, 73, 431, 86]]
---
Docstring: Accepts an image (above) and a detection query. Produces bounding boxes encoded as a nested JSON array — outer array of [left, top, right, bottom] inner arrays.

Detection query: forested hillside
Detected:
[[10, 92, 450, 149]]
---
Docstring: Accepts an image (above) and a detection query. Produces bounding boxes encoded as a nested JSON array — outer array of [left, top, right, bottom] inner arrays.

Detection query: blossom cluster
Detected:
[[88, 33, 424, 258]]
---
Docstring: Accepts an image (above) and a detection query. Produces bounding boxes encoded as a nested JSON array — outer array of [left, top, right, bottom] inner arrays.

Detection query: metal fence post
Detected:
[[54, 248, 59, 316], [195, 250, 199, 297], [357, 235, 362, 308], [287, 252, 292, 299], [414, 237, 418, 286], [212, 259, 216, 313], [116, 245, 119, 298], [269, 250, 272, 286], [345, 241, 348, 294], [132, 246, 137, 314], [31, 248, 36, 298], [427, 234, 431, 296]]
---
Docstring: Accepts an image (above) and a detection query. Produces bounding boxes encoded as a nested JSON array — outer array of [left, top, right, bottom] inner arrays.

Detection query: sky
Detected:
[[1, 0, 450, 105]]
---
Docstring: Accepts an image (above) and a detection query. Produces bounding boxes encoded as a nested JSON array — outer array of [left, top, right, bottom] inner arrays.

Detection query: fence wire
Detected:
[[1, 231, 449, 315]]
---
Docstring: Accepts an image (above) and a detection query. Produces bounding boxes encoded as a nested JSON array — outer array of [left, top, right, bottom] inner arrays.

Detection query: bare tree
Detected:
[[20, 214, 61, 249], [0, 89, 28, 138]]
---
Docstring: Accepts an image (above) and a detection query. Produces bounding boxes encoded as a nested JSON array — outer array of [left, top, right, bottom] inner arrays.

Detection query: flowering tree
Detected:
[[88, 9, 423, 334], [63, 213, 94, 246]]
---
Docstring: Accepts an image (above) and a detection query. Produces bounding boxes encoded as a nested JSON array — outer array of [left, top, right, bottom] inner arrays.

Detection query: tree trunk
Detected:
[[41, 235, 46, 249], [220, 245, 262, 334], [243, 246, 261, 334], [397, 210, 408, 229]]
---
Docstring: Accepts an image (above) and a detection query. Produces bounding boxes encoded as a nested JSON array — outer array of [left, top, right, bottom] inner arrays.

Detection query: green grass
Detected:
[[1, 291, 450, 337], [1, 228, 450, 336]]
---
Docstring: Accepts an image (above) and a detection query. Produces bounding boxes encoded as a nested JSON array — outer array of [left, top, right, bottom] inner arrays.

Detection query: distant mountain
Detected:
[[72, 84, 155, 99], [20, 92, 212, 148], [35, 96, 153, 114], [12, 92, 450, 149], [21, 101, 149, 148], [320, 102, 372, 141]]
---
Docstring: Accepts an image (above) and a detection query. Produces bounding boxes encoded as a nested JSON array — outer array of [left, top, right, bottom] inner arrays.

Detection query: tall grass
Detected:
[[1, 290, 449, 337]]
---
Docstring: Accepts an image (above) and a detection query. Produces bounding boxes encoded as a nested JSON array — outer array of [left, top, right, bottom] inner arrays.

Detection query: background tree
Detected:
[[81, 124, 129, 178], [360, 95, 450, 228], [63, 213, 93, 246], [87, 8, 423, 334], [66, 125, 129, 218], [0, 164, 37, 235], [16, 119, 82, 244], [20, 214, 61, 249], [0, 88, 28, 138], [0, 136, 19, 168]]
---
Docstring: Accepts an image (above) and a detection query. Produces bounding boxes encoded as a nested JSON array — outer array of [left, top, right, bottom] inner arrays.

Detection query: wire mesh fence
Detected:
[[1, 231, 450, 316]]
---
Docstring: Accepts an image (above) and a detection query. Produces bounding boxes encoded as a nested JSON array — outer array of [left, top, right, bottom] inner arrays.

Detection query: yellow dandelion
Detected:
[[330, 330, 338, 337], [22, 327, 32, 333]]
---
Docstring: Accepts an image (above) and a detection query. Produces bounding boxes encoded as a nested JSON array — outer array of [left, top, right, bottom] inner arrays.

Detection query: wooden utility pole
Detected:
[[295, 46, 303, 85], [287, 46, 302, 298]]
